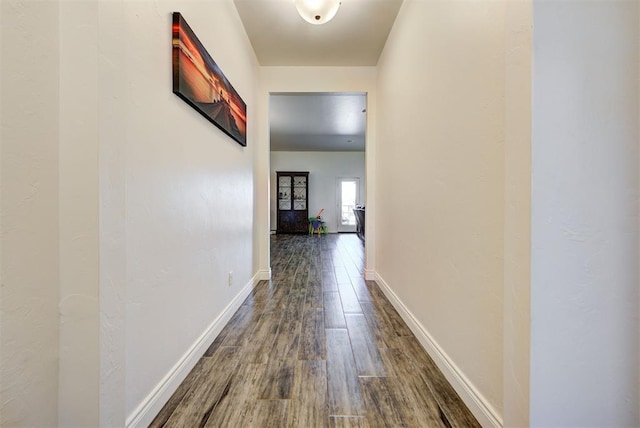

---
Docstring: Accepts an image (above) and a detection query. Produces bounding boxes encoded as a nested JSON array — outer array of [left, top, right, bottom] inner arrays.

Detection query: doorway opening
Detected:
[[268, 91, 367, 242]]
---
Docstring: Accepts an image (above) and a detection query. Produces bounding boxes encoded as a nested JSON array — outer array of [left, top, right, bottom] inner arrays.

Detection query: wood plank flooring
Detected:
[[150, 234, 480, 428]]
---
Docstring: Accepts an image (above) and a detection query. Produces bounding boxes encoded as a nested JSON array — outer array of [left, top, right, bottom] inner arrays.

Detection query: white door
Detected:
[[336, 178, 359, 232]]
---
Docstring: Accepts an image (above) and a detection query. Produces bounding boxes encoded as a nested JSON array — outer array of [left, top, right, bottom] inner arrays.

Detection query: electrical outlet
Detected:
[[228, 272, 233, 287]]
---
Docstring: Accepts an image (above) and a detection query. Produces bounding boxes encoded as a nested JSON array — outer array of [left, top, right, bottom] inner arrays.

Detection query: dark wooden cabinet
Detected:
[[276, 171, 309, 234]]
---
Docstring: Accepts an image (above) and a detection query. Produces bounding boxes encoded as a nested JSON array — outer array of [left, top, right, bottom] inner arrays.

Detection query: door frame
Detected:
[[261, 86, 376, 283]]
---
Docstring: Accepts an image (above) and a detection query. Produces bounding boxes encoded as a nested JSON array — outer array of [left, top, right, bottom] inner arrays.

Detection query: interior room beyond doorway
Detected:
[[269, 92, 367, 235]]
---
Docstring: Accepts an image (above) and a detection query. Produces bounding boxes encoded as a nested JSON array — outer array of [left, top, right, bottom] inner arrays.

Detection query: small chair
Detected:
[[308, 216, 327, 236]]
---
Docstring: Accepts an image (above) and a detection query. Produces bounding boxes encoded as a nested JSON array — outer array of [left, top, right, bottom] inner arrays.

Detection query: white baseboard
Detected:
[[257, 268, 271, 281], [125, 273, 259, 428], [374, 273, 503, 428], [364, 269, 376, 281]]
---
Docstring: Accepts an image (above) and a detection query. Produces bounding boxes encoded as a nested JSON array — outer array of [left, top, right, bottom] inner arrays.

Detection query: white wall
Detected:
[[503, 1, 532, 426], [1, 1, 259, 426], [98, 0, 128, 424], [258, 67, 377, 278], [0, 1, 61, 426], [376, 1, 505, 425], [58, 1, 101, 425], [530, 1, 639, 425], [270, 151, 365, 233], [121, 0, 259, 424]]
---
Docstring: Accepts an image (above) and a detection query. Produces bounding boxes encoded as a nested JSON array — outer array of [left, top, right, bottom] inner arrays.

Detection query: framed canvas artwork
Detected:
[[172, 12, 247, 146]]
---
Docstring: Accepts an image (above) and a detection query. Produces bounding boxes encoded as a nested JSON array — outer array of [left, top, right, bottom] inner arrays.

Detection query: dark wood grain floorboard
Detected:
[[326, 329, 365, 416], [305, 278, 324, 309], [345, 314, 386, 377], [350, 277, 374, 302], [287, 360, 327, 428], [269, 313, 302, 360], [150, 234, 479, 428], [148, 358, 208, 428], [360, 377, 409, 428], [262, 283, 292, 313], [379, 348, 446, 428], [322, 271, 338, 292], [321, 256, 334, 271], [292, 258, 310, 290], [299, 308, 326, 361], [400, 337, 480, 428], [369, 285, 413, 337], [247, 399, 289, 427], [257, 313, 301, 399], [334, 266, 351, 285], [210, 304, 261, 350], [163, 346, 239, 428], [203, 363, 265, 427], [338, 282, 362, 314], [328, 416, 370, 427], [242, 310, 283, 364], [280, 254, 300, 286], [345, 264, 363, 282], [257, 357, 296, 399], [241, 280, 270, 311], [324, 292, 346, 328], [283, 287, 307, 322], [360, 301, 402, 349]]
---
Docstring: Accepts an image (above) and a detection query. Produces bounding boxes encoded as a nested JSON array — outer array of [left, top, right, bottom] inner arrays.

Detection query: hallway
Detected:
[[150, 234, 479, 427]]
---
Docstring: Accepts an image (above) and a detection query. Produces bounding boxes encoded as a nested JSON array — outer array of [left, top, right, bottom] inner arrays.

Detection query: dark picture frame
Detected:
[[172, 12, 247, 146]]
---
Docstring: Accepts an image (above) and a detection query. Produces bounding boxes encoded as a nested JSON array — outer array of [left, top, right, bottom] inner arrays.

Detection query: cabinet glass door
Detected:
[[278, 176, 291, 210], [293, 175, 307, 210]]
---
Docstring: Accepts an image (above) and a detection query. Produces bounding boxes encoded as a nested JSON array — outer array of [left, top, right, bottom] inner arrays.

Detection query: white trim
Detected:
[[257, 268, 271, 281], [364, 269, 376, 281], [374, 273, 503, 428], [125, 273, 259, 428]]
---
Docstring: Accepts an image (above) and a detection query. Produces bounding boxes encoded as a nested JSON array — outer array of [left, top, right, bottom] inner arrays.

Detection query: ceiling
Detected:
[[234, 1, 400, 152], [270, 93, 367, 151], [233, 0, 403, 66]]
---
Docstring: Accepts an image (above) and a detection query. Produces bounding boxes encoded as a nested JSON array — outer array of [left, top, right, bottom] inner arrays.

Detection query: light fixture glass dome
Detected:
[[295, 0, 341, 25]]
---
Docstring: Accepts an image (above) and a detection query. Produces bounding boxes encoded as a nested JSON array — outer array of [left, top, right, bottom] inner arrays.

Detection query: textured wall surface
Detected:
[[376, 0, 506, 422], [2, 0, 260, 425], [0, 1, 61, 426], [121, 0, 259, 420], [98, 0, 128, 424], [503, 1, 532, 426], [530, 1, 639, 425], [58, 1, 100, 425]]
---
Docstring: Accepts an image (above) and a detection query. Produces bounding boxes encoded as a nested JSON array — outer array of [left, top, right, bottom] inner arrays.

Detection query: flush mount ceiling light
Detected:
[[295, 0, 341, 25]]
